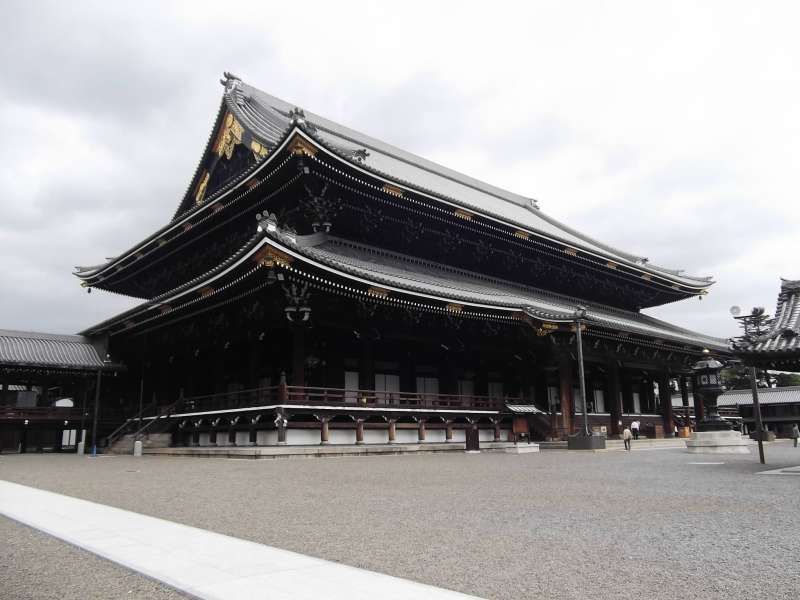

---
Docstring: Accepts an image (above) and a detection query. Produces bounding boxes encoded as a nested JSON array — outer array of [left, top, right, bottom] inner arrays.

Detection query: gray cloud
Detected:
[[1, 1, 798, 340]]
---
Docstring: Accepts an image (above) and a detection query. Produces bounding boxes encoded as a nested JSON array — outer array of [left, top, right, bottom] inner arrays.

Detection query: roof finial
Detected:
[[287, 107, 317, 134], [220, 71, 241, 91]]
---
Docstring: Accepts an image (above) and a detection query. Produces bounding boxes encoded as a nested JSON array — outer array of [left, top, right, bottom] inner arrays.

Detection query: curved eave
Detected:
[[73, 123, 298, 289], [85, 225, 725, 354], [290, 129, 713, 296]]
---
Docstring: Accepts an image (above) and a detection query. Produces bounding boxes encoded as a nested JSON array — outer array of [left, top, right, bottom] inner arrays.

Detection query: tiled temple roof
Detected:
[[75, 75, 714, 298], [739, 279, 800, 356], [81, 227, 727, 353], [225, 76, 712, 289], [285, 233, 727, 351], [0, 330, 107, 370], [719, 386, 800, 407]]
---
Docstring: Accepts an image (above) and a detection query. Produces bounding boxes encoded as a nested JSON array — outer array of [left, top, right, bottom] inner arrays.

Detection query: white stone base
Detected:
[[504, 443, 540, 454], [685, 430, 752, 454], [133, 440, 143, 457]]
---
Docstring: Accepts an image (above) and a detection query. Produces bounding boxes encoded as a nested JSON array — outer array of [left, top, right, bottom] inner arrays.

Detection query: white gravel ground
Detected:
[[1, 444, 799, 600]]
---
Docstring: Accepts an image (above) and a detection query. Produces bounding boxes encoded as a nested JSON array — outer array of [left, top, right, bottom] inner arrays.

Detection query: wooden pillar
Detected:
[[680, 374, 690, 407], [388, 419, 396, 443], [191, 429, 200, 446], [607, 363, 622, 437], [320, 417, 330, 445], [359, 338, 374, 391], [445, 420, 453, 442], [355, 418, 364, 444], [558, 356, 574, 438], [692, 377, 705, 424], [659, 375, 675, 437], [417, 419, 426, 442], [209, 427, 218, 446], [292, 327, 305, 388], [493, 419, 501, 442], [639, 375, 651, 414], [621, 369, 633, 415]]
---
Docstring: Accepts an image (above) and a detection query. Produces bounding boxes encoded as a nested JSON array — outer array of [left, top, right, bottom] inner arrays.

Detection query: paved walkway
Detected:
[[0, 480, 479, 600]]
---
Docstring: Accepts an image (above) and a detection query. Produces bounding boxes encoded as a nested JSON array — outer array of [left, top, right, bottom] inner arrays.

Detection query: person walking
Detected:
[[791, 423, 799, 448], [630, 419, 640, 440], [622, 426, 632, 451]]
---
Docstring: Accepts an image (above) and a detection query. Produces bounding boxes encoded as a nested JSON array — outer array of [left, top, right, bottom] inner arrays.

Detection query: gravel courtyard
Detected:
[[1, 444, 799, 600]]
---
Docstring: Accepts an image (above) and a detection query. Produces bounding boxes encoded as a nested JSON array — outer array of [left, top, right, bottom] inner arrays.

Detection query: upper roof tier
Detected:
[[74, 73, 713, 296], [219, 74, 711, 287]]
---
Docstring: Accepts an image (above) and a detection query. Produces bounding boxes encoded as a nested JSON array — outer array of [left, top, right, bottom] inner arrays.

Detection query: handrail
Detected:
[[128, 393, 186, 441], [105, 399, 157, 448], [120, 386, 519, 426]]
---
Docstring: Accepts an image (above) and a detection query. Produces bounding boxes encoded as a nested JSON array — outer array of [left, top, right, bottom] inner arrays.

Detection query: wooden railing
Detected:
[[0, 406, 85, 421], [153, 385, 513, 416]]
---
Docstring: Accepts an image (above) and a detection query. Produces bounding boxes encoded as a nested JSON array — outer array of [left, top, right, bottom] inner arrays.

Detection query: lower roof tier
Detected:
[[82, 225, 728, 355]]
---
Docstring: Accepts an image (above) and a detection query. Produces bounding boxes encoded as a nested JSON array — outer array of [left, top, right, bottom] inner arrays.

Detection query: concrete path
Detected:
[[0, 480, 480, 600]]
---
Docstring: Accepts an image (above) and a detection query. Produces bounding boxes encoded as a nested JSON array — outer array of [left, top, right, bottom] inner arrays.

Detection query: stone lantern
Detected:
[[685, 356, 750, 454], [692, 357, 730, 432]]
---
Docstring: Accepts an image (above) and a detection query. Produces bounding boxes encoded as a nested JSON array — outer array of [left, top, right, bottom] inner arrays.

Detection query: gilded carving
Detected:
[[454, 209, 474, 221], [514, 230, 529, 240], [564, 247, 578, 257], [367, 287, 389, 298], [250, 139, 269, 160], [254, 246, 294, 268], [288, 135, 318, 157], [195, 171, 210, 205], [213, 112, 245, 159], [382, 183, 403, 197], [445, 303, 463, 313]]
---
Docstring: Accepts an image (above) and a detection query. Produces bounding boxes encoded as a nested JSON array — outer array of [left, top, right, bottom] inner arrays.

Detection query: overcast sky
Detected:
[[1, 1, 798, 339]]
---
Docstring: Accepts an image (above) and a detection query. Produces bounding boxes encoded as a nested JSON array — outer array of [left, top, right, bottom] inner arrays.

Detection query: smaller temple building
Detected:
[[0, 330, 121, 453]]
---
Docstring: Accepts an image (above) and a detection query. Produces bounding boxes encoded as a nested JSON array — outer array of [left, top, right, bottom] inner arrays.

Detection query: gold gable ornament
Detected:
[[213, 112, 245, 160]]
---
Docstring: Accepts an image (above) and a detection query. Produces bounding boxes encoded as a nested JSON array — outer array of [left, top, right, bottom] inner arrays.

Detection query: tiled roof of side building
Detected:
[[226, 76, 713, 289], [0, 330, 107, 370], [720, 386, 800, 406]]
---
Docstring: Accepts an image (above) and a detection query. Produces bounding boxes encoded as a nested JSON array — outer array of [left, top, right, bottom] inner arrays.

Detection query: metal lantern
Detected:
[[692, 357, 731, 431]]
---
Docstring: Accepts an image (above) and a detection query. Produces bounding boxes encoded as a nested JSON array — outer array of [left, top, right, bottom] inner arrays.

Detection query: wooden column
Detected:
[[292, 327, 305, 388], [640, 375, 652, 414], [558, 356, 574, 438], [320, 417, 330, 445], [659, 375, 675, 437], [679, 374, 690, 428], [191, 429, 200, 446], [387, 419, 396, 443], [355, 418, 364, 444], [607, 363, 622, 437], [692, 377, 705, 424], [417, 419, 426, 442], [445, 420, 453, 442], [359, 338, 374, 391], [492, 418, 501, 442], [621, 369, 633, 415]]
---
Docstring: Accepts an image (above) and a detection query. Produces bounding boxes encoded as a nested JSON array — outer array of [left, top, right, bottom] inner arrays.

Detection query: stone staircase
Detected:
[[107, 433, 172, 454]]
